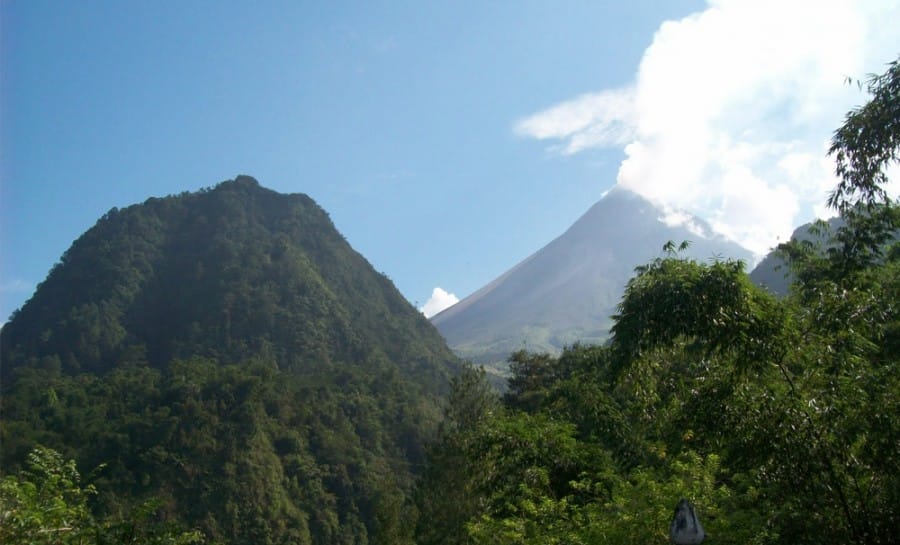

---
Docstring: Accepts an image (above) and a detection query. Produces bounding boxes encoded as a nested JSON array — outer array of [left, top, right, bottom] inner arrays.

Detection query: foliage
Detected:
[[611, 257, 788, 376], [0, 446, 203, 544], [829, 56, 900, 212], [421, 244, 897, 543], [1, 353, 445, 545], [414, 363, 500, 545]]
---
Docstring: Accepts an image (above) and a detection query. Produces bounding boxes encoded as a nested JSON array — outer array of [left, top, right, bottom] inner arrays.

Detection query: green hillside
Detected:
[[1, 176, 460, 545]]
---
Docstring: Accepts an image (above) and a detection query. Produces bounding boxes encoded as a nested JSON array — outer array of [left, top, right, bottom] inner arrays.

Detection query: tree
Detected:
[[822, 56, 900, 280], [0, 446, 203, 545], [828, 56, 900, 213], [610, 257, 788, 377], [414, 363, 499, 545], [0, 446, 95, 544]]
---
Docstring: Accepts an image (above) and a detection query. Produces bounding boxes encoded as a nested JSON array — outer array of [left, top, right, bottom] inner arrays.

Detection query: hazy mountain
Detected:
[[748, 222, 816, 296], [750, 211, 899, 296], [431, 187, 753, 366], [750, 216, 846, 296], [0, 176, 460, 544]]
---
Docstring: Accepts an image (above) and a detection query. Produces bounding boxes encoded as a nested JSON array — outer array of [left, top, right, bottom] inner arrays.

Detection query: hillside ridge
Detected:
[[0, 175, 460, 545]]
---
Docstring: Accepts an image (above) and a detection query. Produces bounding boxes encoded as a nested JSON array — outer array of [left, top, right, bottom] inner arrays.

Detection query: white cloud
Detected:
[[514, 89, 636, 155], [420, 287, 459, 318], [517, 0, 900, 255]]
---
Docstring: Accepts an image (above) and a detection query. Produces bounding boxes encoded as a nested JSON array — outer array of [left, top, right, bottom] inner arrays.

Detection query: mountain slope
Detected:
[[432, 187, 753, 364], [749, 221, 817, 296], [2, 176, 454, 382], [750, 212, 899, 296], [750, 216, 848, 296], [0, 176, 459, 545]]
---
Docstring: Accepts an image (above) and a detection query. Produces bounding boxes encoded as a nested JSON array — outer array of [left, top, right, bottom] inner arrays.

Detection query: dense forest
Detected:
[[2, 59, 898, 544], [0, 177, 460, 544]]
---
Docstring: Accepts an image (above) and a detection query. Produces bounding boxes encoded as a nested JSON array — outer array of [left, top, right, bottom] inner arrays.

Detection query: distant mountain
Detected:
[[0, 176, 460, 545], [749, 221, 817, 296], [750, 216, 846, 296], [431, 187, 753, 367], [750, 212, 899, 296]]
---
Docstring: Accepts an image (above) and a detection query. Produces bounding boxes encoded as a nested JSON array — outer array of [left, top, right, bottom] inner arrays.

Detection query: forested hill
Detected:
[[0, 176, 461, 544], [1, 175, 456, 384]]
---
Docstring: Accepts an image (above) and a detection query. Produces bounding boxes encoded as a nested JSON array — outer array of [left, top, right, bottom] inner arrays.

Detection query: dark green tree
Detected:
[[415, 363, 499, 545]]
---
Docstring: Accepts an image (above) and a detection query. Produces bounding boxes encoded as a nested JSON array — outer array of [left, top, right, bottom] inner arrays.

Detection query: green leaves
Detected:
[[0, 446, 95, 544], [0, 446, 202, 545], [611, 257, 788, 376], [828, 56, 900, 213]]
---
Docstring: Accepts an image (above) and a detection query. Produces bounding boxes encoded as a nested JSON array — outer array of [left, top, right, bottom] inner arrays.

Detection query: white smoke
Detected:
[[516, 0, 900, 255]]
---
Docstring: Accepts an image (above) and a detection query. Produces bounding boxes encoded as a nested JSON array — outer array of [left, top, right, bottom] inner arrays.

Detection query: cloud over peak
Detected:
[[420, 287, 459, 319], [516, 0, 900, 255]]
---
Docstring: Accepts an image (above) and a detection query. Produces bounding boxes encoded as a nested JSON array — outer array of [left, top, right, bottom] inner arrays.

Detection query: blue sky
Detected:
[[2, 0, 898, 321]]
